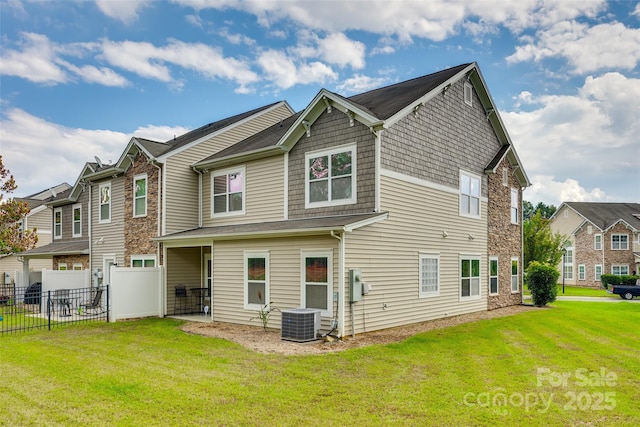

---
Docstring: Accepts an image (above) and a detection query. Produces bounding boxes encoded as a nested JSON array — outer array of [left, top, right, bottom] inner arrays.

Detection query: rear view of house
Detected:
[[157, 62, 530, 337]]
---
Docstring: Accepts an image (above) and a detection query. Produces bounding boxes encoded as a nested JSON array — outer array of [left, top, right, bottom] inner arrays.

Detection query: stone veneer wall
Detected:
[[53, 255, 89, 270], [124, 151, 160, 266], [573, 224, 603, 288], [487, 157, 523, 309], [603, 223, 636, 276]]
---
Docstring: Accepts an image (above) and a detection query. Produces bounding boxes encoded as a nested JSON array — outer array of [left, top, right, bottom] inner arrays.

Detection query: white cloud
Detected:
[[257, 49, 337, 89], [316, 33, 366, 69], [507, 21, 640, 74], [524, 176, 608, 207], [0, 32, 67, 84], [504, 73, 640, 206], [95, 0, 151, 24], [0, 108, 189, 197], [336, 74, 390, 94], [219, 27, 256, 45], [61, 62, 130, 87]]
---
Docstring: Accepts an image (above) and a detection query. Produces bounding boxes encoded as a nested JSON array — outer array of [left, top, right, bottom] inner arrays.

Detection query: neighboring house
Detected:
[[156, 62, 530, 337], [1, 183, 71, 286], [549, 202, 640, 288], [19, 167, 92, 283]]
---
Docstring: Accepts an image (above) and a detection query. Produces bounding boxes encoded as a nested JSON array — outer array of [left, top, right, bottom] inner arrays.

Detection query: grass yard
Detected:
[[524, 285, 615, 298], [1, 301, 638, 426]]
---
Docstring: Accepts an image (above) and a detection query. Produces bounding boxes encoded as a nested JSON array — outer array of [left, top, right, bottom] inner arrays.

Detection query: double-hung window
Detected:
[[459, 171, 481, 218], [133, 174, 147, 217], [563, 248, 574, 280], [302, 251, 332, 316], [594, 234, 602, 250], [578, 264, 586, 281], [306, 144, 356, 208], [245, 252, 269, 310], [99, 183, 111, 223], [612, 265, 629, 276], [511, 258, 519, 292], [460, 256, 480, 299], [611, 234, 628, 250], [595, 264, 603, 281], [72, 204, 81, 237], [212, 167, 245, 216], [510, 189, 519, 224], [419, 253, 439, 297], [58, 263, 68, 271], [489, 257, 498, 295], [54, 208, 62, 239]]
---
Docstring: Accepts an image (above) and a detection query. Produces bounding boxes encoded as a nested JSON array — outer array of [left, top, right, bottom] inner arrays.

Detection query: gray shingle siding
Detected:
[[288, 109, 376, 219], [382, 78, 501, 195]]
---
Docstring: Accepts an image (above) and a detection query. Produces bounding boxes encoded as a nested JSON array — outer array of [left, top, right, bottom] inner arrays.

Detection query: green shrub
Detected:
[[601, 274, 639, 289], [526, 262, 560, 306]]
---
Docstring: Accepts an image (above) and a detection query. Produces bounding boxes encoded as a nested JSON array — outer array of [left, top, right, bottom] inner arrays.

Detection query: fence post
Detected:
[[106, 285, 110, 323], [47, 290, 51, 330]]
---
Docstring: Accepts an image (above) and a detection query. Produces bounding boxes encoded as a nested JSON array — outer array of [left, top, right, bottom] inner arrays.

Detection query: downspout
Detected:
[[520, 187, 524, 305], [88, 182, 92, 285], [330, 230, 345, 338], [149, 159, 164, 316], [192, 166, 203, 228], [371, 127, 382, 213]]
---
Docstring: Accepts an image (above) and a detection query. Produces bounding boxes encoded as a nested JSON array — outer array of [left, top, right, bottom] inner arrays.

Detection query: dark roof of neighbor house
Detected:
[[156, 212, 388, 241], [19, 240, 90, 258], [197, 64, 473, 166], [16, 183, 72, 209], [565, 202, 640, 231]]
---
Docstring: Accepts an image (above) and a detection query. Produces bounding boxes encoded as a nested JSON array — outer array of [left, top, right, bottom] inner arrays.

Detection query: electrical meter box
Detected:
[[349, 268, 363, 303]]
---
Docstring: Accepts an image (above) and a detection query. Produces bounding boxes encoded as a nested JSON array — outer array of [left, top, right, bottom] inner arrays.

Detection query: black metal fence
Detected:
[[0, 285, 109, 335]]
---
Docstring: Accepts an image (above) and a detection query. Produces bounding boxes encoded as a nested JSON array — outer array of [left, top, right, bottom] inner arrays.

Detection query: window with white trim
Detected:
[[510, 188, 519, 224], [489, 257, 498, 295], [305, 144, 356, 208], [563, 248, 573, 280], [612, 265, 629, 276], [595, 265, 602, 281], [212, 167, 245, 216], [464, 82, 473, 106], [460, 256, 480, 299], [302, 251, 332, 316], [459, 171, 481, 218], [587, 225, 592, 234], [594, 234, 602, 250], [131, 255, 156, 268], [245, 251, 269, 310], [611, 234, 628, 250], [578, 264, 586, 281], [419, 253, 439, 297], [72, 204, 81, 237], [511, 258, 519, 292], [58, 263, 68, 271], [73, 263, 83, 271], [54, 208, 62, 239], [99, 182, 111, 223], [133, 174, 147, 217]]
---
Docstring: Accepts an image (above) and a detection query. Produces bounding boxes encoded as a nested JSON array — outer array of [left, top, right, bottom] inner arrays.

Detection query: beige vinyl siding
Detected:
[[202, 155, 285, 227], [25, 208, 53, 244], [91, 177, 126, 271], [344, 173, 488, 334], [550, 205, 583, 238], [0, 256, 52, 285], [212, 236, 338, 329], [166, 247, 202, 313], [164, 103, 292, 234]]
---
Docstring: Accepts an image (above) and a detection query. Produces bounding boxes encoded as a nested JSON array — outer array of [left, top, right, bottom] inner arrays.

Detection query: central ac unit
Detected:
[[281, 308, 321, 342]]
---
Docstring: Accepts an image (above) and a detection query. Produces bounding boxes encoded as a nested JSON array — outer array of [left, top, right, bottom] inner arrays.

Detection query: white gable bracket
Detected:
[[347, 110, 355, 127], [302, 119, 311, 137], [323, 96, 332, 113]]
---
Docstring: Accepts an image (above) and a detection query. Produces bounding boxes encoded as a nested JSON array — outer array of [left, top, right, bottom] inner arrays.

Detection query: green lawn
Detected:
[[524, 285, 615, 298], [1, 301, 638, 426]]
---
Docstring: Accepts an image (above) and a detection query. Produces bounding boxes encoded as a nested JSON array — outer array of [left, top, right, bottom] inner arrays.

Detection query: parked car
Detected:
[[23, 282, 42, 305], [610, 284, 640, 300]]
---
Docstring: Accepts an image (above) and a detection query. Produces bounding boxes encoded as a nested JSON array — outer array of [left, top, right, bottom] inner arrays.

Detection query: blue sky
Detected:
[[1, 0, 638, 206]]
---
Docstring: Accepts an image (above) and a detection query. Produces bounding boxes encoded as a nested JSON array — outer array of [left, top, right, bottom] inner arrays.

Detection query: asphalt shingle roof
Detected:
[[566, 202, 640, 230]]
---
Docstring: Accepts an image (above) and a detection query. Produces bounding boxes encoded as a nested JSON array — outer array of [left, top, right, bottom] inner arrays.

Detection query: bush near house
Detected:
[[525, 261, 559, 306], [601, 274, 639, 289]]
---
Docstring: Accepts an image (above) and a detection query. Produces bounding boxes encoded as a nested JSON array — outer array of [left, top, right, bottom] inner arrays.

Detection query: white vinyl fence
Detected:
[[40, 270, 91, 311], [109, 266, 163, 322]]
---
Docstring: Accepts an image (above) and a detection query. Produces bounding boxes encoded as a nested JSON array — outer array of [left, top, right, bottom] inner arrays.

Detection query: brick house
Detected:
[[549, 202, 640, 287], [156, 62, 530, 336]]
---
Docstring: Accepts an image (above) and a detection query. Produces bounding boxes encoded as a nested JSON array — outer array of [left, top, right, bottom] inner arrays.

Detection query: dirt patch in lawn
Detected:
[[180, 304, 539, 355]]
